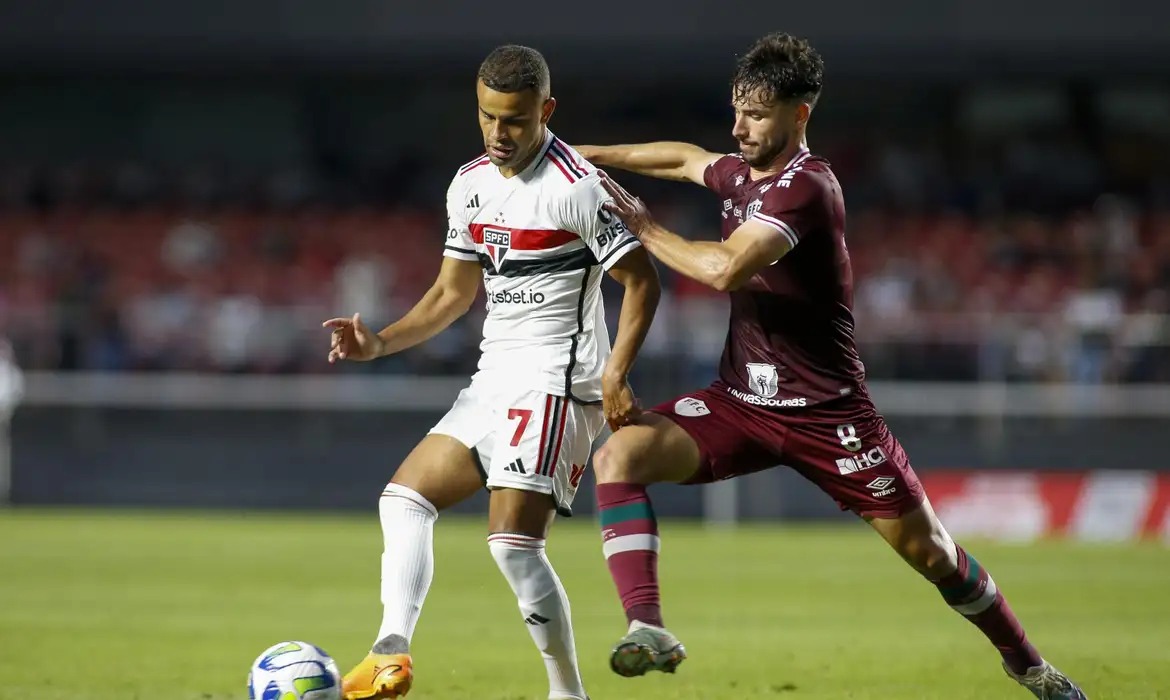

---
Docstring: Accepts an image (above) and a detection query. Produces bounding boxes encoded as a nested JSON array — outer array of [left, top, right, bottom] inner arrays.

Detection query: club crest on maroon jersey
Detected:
[[746, 362, 780, 398], [745, 199, 762, 219]]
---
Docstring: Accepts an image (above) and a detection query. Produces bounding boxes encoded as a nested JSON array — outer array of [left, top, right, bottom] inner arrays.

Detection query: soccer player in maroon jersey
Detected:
[[576, 33, 1087, 699]]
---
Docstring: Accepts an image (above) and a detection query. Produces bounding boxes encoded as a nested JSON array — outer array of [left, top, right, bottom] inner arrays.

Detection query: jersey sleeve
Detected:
[[442, 177, 478, 262], [702, 154, 743, 197], [557, 173, 642, 270], [750, 169, 824, 250]]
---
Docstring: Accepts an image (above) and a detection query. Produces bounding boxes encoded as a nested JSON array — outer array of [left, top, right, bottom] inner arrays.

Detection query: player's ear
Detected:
[[541, 96, 556, 124], [794, 102, 812, 129]]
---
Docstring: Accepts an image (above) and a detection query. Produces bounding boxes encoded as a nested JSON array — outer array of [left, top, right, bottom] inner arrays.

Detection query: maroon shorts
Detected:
[[649, 382, 925, 519]]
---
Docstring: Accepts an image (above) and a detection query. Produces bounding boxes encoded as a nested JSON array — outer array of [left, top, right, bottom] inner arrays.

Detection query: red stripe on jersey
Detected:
[[458, 155, 489, 175], [553, 139, 592, 176], [468, 223, 579, 249], [545, 151, 578, 182]]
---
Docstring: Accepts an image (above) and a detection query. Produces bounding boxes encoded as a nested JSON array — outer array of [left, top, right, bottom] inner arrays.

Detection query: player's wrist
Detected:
[[370, 330, 392, 359], [602, 365, 631, 384]]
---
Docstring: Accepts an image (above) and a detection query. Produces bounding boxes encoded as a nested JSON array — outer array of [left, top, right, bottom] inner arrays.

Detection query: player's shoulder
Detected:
[[455, 152, 490, 180], [703, 152, 748, 191], [763, 153, 836, 199], [539, 137, 598, 191], [538, 139, 606, 212], [450, 151, 490, 184], [447, 152, 492, 201], [709, 152, 748, 176]]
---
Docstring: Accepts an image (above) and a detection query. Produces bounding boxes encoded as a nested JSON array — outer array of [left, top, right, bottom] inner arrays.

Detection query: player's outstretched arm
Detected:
[[599, 173, 791, 292], [602, 246, 661, 429], [323, 257, 481, 363], [575, 142, 720, 186]]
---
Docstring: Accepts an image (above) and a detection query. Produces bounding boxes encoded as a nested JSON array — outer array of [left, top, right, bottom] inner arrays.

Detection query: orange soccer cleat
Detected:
[[341, 653, 414, 699]]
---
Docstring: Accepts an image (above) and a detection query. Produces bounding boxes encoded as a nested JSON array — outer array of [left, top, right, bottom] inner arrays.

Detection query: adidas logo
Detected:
[[524, 613, 550, 625], [504, 458, 526, 474], [466, 194, 480, 209]]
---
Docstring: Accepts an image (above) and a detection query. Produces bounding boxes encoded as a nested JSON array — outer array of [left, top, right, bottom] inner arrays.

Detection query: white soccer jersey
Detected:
[[443, 130, 641, 403]]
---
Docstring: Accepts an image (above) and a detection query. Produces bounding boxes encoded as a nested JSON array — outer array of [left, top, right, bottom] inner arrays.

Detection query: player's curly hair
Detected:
[[732, 33, 823, 108], [478, 45, 551, 97]]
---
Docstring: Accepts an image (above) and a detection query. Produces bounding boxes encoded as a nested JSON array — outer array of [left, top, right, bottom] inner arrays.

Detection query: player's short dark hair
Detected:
[[732, 33, 823, 108], [477, 45, 551, 97]]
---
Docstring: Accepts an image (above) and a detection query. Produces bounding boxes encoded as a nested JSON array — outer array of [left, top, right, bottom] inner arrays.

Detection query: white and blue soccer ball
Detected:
[[247, 641, 342, 700]]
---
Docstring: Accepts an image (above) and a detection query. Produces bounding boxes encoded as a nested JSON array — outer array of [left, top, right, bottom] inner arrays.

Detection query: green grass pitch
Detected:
[[1, 507, 1167, 699]]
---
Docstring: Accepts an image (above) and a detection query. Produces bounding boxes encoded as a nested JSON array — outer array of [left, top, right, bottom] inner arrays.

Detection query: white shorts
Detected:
[[429, 379, 605, 516]]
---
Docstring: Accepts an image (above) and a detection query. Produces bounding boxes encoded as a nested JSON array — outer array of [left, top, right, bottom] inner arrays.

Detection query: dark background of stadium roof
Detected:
[[0, 0, 1167, 77]]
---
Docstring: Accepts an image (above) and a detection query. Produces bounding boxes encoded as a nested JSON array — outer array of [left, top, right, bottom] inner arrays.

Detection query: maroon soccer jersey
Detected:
[[703, 150, 865, 408]]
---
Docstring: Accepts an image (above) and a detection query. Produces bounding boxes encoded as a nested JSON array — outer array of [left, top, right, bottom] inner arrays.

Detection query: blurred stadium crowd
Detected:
[[2, 78, 1169, 383]]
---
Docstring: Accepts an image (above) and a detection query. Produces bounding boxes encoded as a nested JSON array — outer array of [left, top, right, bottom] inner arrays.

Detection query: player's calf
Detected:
[[869, 502, 1046, 678], [488, 488, 588, 700], [594, 414, 701, 643]]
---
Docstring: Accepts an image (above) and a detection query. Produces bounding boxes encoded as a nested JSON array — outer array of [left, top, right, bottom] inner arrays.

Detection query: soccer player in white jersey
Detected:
[[323, 45, 660, 700]]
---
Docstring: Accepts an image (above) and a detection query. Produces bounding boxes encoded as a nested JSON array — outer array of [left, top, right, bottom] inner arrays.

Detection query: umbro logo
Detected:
[[866, 475, 897, 498], [466, 194, 480, 209], [524, 613, 550, 625], [504, 458, 526, 474]]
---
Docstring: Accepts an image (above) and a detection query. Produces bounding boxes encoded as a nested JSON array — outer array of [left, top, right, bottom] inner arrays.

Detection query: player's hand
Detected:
[[602, 370, 641, 431], [598, 170, 654, 237], [322, 312, 386, 363]]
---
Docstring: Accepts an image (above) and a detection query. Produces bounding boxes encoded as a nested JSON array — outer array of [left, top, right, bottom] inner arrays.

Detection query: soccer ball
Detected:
[[247, 641, 342, 700]]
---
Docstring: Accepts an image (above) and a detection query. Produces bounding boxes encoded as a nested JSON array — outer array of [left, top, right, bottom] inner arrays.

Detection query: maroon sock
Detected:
[[596, 482, 663, 627], [932, 545, 1044, 675]]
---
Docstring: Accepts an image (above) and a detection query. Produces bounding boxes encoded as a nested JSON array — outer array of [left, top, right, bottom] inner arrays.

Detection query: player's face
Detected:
[[476, 80, 556, 170], [731, 89, 806, 169]]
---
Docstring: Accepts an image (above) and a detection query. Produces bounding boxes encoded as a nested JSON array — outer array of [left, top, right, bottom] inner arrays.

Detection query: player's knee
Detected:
[[593, 438, 639, 484], [487, 533, 553, 603], [378, 484, 439, 534], [898, 530, 957, 578]]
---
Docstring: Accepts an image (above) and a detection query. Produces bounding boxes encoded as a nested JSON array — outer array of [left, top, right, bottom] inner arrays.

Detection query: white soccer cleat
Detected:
[[1004, 660, 1088, 699], [609, 620, 687, 678]]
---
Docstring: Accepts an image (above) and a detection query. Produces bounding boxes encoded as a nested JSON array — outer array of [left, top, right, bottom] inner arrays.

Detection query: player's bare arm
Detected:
[[323, 257, 481, 363], [600, 172, 790, 292], [575, 142, 719, 186], [601, 246, 660, 430]]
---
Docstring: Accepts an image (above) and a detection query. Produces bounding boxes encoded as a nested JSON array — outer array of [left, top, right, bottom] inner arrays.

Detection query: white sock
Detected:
[[488, 533, 587, 700], [374, 483, 438, 648]]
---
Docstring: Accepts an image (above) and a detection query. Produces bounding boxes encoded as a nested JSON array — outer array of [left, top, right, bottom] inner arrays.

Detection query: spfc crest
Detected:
[[745, 362, 779, 398], [483, 227, 511, 271]]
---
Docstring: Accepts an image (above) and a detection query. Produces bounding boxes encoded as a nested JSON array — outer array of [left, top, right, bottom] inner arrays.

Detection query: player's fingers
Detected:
[[603, 177, 622, 200], [322, 318, 353, 329], [599, 176, 627, 202], [606, 176, 635, 202], [606, 195, 637, 220], [607, 185, 633, 209]]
